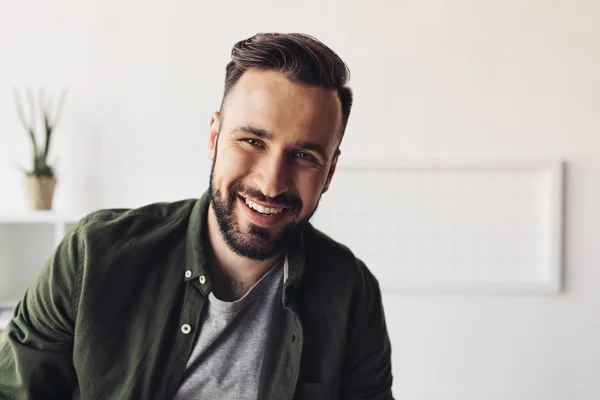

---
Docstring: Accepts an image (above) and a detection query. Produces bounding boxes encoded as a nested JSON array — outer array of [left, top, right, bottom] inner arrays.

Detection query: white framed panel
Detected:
[[311, 159, 564, 294]]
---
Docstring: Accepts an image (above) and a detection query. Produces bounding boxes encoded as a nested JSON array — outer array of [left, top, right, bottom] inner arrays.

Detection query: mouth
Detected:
[[237, 195, 291, 227], [242, 196, 287, 215]]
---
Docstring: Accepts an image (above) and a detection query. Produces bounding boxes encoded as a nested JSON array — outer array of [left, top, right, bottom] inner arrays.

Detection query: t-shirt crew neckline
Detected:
[[207, 257, 284, 316]]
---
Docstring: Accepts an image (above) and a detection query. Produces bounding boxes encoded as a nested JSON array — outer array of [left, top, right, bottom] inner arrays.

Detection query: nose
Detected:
[[253, 152, 291, 199]]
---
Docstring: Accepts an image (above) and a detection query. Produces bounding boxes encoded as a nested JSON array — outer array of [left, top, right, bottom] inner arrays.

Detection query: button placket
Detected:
[[163, 274, 208, 399]]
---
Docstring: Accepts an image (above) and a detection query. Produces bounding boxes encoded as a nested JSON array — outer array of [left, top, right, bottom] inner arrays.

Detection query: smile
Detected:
[[241, 196, 287, 215]]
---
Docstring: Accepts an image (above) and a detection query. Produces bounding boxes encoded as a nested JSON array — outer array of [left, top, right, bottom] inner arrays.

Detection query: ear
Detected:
[[208, 111, 221, 161], [322, 148, 341, 194]]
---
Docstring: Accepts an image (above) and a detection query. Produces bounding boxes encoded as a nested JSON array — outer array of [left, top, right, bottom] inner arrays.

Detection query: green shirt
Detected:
[[0, 191, 394, 399]]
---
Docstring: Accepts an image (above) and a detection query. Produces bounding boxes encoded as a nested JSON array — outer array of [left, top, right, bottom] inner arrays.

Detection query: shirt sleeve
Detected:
[[339, 259, 395, 400], [0, 226, 81, 399]]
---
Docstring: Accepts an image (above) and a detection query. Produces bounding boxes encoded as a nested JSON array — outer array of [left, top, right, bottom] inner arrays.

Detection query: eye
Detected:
[[243, 138, 264, 148], [294, 151, 317, 163]]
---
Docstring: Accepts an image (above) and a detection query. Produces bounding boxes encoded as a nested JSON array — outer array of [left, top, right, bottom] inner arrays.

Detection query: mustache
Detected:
[[229, 181, 302, 211]]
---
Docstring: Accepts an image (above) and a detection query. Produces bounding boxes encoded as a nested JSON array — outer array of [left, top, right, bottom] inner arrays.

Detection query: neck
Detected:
[[206, 204, 280, 301]]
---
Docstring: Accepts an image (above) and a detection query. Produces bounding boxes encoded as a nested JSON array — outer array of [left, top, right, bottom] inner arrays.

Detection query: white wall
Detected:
[[1, 0, 600, 398]]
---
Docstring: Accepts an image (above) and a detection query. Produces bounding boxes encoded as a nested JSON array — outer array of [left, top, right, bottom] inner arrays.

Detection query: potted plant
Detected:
[[13, 88, 67, 210]]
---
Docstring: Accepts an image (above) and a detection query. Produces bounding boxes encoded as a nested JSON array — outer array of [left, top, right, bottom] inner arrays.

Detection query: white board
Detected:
[[310, 159, 564, 294]]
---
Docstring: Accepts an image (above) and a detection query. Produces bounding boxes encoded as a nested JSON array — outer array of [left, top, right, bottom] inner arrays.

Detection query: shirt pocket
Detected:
[[294, 378, 340, 400]]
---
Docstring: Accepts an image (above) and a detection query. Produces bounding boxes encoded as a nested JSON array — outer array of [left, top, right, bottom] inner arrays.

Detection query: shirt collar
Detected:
[[184, 191, 211, 294]]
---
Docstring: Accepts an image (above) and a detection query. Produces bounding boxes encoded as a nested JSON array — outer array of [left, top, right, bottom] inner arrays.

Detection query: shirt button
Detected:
[[199, 275, 207, 285], [181, 324, 192, 334], [184, 270, 192, 279]]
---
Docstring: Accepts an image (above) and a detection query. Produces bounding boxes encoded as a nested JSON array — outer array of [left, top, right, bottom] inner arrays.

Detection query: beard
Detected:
[[208, 159, 321, 261]]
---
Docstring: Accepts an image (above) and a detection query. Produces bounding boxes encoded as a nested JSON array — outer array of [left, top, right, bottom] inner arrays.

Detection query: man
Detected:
[[0, 33, 393, 399]]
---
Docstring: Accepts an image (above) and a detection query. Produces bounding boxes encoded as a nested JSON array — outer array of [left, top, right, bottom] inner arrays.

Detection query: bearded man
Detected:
[[0, 33, 394, 400]]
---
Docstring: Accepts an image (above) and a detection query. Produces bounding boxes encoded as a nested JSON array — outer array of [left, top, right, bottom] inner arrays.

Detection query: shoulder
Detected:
[[301, 224, 380, 291], [71, 198, 198, 247], [79, 198, 197, 226]]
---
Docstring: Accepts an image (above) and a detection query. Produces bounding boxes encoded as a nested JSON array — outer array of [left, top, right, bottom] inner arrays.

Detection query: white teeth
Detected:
[[244, 197, 283, 215]]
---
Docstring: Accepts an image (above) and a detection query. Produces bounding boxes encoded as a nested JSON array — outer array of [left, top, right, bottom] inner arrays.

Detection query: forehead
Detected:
[[221, 69, 343, 154]]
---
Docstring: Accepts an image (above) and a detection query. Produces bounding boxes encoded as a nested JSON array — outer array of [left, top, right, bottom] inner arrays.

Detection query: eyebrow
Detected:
[[232, 125, 273, 140], [231, 125, 329, 162]]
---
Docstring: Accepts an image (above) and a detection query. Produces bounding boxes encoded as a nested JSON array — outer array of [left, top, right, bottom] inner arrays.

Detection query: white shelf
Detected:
[[0, 307, 14, 330], [0, 211, 84, 224]]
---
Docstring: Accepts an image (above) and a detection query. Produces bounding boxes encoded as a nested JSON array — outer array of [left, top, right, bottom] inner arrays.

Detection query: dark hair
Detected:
[[220, 33, 353, 141]]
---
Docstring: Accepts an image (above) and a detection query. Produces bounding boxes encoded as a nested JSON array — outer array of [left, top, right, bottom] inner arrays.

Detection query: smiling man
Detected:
[[0, 33, 393, 399]]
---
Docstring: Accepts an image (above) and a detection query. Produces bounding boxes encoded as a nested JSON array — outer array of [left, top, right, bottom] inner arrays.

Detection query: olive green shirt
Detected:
[[0, 191, 393, 399]]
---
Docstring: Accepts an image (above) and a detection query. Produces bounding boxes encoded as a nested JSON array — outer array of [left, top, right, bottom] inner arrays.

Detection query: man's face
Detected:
[[208, 69, 342, 260]]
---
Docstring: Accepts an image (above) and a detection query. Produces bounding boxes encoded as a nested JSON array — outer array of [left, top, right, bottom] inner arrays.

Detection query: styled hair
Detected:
[[220, 32, 353, 141]]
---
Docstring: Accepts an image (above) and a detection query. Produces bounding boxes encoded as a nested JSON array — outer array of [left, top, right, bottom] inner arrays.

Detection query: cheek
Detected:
[[214, 147, 254, 182], [296, 170, 328, 209]]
